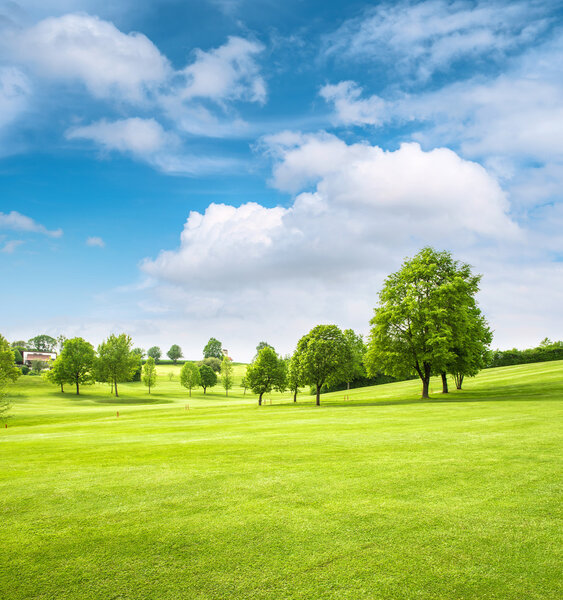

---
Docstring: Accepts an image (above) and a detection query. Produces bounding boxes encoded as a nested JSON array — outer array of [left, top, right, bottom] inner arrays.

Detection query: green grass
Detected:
[[1, 361, 562, 599]]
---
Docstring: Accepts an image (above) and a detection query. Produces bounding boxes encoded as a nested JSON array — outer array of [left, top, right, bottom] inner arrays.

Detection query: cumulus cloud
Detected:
[[0, 211, 62, 237], [86, 236, 105, 247], [319, 81, 384, 127], [139, 133, 521, 357], [324, 0, 550, 81], [11, 13, 170, 101]]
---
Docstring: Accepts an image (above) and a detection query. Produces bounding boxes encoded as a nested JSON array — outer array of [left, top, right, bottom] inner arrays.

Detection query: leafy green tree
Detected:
[[448, 306, 492, 389], [31, 360, 47, 374], [44, 356, 69, 392], [341, 329, 366, 390], [365, 247, 484, 399], [241, 375, 248, 395], [180, 362, 201, 397], [58, 337, 96, 395], [27, 334, 57, 352], [133, 347, 145, 358], [220, 356, 234, 396], [246, 346, 287, 405], [167, 344, 183, 363], [142, 356, 157, 394], [203, 337, 223, 359], [11, 340, 27, 349], [147, 346, 162, 363], [202, 357, 222, 372], [287, 354, 302, 403], [254, 341, 274, 360], [96, 334, 140, 397], [199, 364, 217, 394], [293, 325, 351, 406], [13, 349, 22, 365], [0, 334, 20, 419]]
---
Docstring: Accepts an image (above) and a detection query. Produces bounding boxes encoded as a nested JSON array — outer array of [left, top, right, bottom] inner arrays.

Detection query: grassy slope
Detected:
[[1, 361, 562, 600]]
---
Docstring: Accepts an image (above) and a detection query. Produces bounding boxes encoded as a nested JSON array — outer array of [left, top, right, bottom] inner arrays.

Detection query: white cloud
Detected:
[[1, 239, 24, 253], [139, 133, 523, 358], [11, 13, 170, 101], [319, 81, 384, 127], [0, 211, 62, 237], [177, 36, 266, 104], [66, 117, 173, 155], [86, 236, 105, 247], [324, 0, 550, 81]]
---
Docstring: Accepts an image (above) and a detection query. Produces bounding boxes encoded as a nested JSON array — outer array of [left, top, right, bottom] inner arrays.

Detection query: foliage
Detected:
[[147, 346, 162, 363], [203, 337, 223, 359], [31, 360, 47, 374], [489, 339, 563, 368], [58, 337, 96, 395], [167, 344, 183, 364], [220, 356, 234, 396], [11, 340, 27, 349], [44, 356, 69, 392], [293, 324, 352, 405], [199, 364, 217, 393], [180, 362, 201, 397], [27, 334, 57, 352], [96, 333, 140, 397], [0, 334, 20, 418], [366, 247, 485, 398], [13, 349, 23, 365], [254, 341, 274, 359], [286, 354, 302, 403], [341, 329, 366, 388], [202, 357, 222, 372], [20, 365, 30, 375], [142, 357, 157, 394], [246, 346, 287, 405], [132, 347, 145, 358]]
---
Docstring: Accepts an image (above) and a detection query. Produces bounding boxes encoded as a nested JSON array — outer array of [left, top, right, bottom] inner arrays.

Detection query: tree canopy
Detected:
[[199, 364, 217, 393], [203, 337, 223, 359], [142, 356, 157, 394], [167, 344, 183, 363], [27, 334, 57, 352], [245, 346, 286, 405], [293, 324, 351, 406], [365, 247, 489, 398], [180, 362, 201, 397], [58, 337, 96, 395], [147, 346, 162, 363], [96, 334, 140, 397]]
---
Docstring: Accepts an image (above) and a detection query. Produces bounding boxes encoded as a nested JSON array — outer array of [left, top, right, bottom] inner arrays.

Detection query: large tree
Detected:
[[180, 362, 201, 397], [58, 337, 95, 395], [293, 325, 352, 406], [142, 356, 157, 394], [365, 247, 486, 399], [27, 334, 57, 352], [245, 346, 287, 405], [199, 364, 217, 394], [147, 346, 162, 363], [0, 334, 20, 419], [96, 334, 140, 397], [203, 337, 223, 359], [167, 344, 183, 364], [220, 356, 234, 397]]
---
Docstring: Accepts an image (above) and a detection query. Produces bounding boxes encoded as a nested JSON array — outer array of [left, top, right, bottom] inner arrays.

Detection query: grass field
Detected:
[[1, 361, 562, 599]]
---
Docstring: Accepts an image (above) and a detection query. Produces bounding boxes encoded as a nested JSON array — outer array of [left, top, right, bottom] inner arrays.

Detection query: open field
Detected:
[[1, 361, 562, 599]]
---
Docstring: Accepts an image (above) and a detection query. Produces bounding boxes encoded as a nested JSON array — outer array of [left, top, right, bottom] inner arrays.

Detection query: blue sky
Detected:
[[1, 0, 562, 359]]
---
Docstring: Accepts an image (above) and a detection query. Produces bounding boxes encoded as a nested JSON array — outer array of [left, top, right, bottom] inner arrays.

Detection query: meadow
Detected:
[[1, 361, 562, 599]]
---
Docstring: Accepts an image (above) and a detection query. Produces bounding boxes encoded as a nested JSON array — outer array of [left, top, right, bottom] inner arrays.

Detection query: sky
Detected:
[[1, 0, 562, 360]]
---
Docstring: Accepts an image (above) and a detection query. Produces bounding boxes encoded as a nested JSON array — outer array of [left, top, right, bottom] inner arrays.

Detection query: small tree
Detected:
[[202, 357, 222, 372], [147, 346, 162, 363], [13, 349, 23, 365], [287, 354, 302, 403], [96, 334, 140, 397], [31, 360, 47, 374], [180, 362, 200, 397], [341, 329, 366, 390], [246, 346, 287, 406], [293, 325, 351, 406], [167, 344, 183, 364], [58, 337, 96, 395], [241, 375, 248, 395], [133, 347, 146, 358], [203, 337, 223, 359], [0, 334, 21, 419], [45, 356, 69, 392], [199, 364, 217, 394], [142, 356, 157, 394], [220, 356, 234, 397]]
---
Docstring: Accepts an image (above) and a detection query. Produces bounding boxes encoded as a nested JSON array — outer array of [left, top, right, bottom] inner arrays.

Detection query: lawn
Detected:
[[1, 361, 562, 599]]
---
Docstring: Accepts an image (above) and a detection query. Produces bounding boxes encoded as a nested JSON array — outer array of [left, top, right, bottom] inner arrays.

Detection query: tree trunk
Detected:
[[259, 393, 263, 406], [421, 377, 430, 398], [189, 388, 191, 397], [454, 373, 464, 389], [60, 383, 64, 393], [76, 379, 79, 395], [347, 381, 350, 390], [441, 372, 448, 394], [203, 386, 206, 394], [293, 390, 297, 403], [115, 380, 119, 397], [148, 382, 151, 394], [316, 384, 321, 406]]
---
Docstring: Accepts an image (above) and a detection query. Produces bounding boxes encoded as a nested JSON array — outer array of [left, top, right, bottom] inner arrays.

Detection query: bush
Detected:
[[20, 365, 30, 375], [488, 341, 563, 368]]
